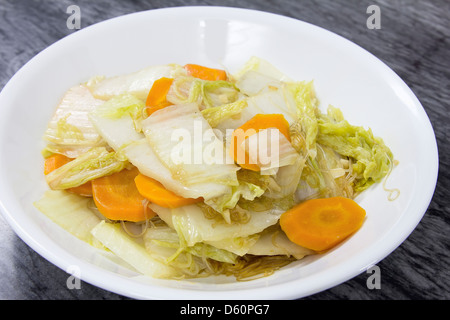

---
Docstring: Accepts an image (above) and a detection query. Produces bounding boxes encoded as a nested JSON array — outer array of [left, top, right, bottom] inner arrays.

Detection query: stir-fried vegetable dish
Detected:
[[34, 57, 396, 281]]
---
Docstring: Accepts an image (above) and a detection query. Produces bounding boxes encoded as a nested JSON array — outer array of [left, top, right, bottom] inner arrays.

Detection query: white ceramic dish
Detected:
[[0, 7, 438, 300]]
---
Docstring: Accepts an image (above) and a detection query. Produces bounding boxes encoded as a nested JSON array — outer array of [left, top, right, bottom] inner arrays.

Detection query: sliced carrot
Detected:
[[184, 64, 228, 81], [230, 114, 291, 171], [92, 167, 155, 222], [44, 153, 93, 197], [65, 180, 94, 197], [44, 153, 71, 175], [280, 197, 366, 252], [145, 77, 174, 116], [135, 173, 202, 208]]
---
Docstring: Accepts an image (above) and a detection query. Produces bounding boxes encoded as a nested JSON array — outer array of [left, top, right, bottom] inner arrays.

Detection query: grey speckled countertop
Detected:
[[0, 0, 448, 300]]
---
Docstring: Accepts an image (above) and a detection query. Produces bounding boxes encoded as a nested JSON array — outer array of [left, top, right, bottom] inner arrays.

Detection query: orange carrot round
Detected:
[[92, 167, 155, 222], [135, 173, 202, 208], [230, 113, 291, 171], [280, 197, 366, 252], [184, 64, 228, 81], [44, 153, 93, 197]]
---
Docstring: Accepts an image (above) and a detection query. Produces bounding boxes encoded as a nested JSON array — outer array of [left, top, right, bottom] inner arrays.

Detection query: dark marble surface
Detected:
[[0, 0, 448, 300]]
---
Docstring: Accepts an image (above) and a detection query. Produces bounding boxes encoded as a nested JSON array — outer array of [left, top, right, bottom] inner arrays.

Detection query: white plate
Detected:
[[0, 7, 438, 299]]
